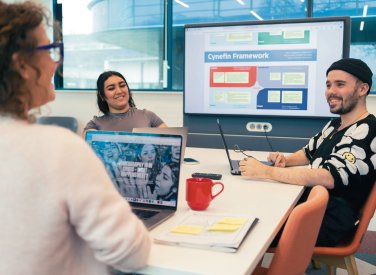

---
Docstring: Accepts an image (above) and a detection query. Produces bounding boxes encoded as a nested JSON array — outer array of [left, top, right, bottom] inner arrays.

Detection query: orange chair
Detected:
[[253, 185, 329, 275], [312, 182, 376, 275]]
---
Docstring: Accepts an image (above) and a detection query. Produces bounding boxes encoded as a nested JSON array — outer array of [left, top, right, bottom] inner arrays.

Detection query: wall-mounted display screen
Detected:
[[184, 17, 350, 118]]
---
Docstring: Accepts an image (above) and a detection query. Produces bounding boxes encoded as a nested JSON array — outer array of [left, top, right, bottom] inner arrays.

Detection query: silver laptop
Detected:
[[85, 130, 182, 230], [133, 127, 188, 157], [217, 119, 271, 176]]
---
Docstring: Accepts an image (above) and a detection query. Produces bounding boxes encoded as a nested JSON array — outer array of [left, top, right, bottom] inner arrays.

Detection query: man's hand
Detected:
[[239, 157, 270, 179], [267, 152, 287, 167]]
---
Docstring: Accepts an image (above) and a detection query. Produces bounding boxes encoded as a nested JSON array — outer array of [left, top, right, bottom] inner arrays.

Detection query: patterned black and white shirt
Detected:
[[303, 114, 376, 214]]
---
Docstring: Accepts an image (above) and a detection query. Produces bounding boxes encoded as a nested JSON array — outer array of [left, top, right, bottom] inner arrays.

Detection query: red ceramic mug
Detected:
[[186, 177, 224, 211]]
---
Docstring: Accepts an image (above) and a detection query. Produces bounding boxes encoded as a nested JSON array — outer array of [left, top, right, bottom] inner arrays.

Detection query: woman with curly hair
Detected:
[[0, 1, 150, 274]]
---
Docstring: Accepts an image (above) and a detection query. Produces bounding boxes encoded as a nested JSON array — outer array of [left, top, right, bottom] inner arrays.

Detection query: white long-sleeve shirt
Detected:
[[0, 116, 151, 275]]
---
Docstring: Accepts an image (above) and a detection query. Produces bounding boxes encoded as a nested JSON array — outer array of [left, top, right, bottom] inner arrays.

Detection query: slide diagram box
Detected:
[[210, 66, 257, 87], [257, 88, 308, 111], [257, 65, 309, 88], [258, 30, 310, 45]]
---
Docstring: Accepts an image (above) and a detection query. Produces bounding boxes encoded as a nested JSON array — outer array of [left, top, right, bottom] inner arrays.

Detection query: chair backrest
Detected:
[[36, 116, 78, 133], [312, 181, 376, 257], [340, 181, 376, 254], [267, 185, 329, 275]]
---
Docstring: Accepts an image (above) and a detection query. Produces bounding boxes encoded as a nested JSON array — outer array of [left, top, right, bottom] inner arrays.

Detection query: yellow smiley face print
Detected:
[[343, 152, 356, 164]]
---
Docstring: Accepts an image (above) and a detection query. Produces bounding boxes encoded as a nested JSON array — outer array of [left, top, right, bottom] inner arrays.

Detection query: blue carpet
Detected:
[[357, 253, 376, 266], [305, 253, 376, 275], [306, 231, 376, 274]]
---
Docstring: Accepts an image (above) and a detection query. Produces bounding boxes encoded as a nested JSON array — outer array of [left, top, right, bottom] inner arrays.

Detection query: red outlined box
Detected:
[[210, 66, 257, 87]]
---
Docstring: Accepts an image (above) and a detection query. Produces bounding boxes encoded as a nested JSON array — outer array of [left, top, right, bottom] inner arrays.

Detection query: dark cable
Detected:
[[233, 124, 275, 157], [263, 125, 275, 152], [233, 144, 254, 158]]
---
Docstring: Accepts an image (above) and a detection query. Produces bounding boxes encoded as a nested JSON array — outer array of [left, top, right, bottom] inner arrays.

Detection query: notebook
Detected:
[[155, 211, 259, 253], [85, 131, 183, 230], [133, 127, 188, 158], [217, 119, 271, 176]]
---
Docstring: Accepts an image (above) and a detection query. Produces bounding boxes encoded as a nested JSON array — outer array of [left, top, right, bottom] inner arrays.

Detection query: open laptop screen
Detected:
[[85, 131, 182, 208]]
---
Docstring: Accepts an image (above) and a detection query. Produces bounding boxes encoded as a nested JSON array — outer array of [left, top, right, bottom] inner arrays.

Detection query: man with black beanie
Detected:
[[239, 58, 375, 246]]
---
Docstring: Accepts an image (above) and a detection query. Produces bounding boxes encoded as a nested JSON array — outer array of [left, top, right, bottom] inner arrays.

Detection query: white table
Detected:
[[138, 147, 304, 275]]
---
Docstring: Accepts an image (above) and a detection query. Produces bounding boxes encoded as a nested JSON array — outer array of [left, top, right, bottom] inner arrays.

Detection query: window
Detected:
[[55, 0, 376, 93], [312, 0, 376, 94], [58, 0, 164, 90]]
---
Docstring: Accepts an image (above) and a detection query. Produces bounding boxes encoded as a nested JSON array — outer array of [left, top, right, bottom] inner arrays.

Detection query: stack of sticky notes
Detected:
[[170, 217, 249, 235], [208, 217, 249, 232]]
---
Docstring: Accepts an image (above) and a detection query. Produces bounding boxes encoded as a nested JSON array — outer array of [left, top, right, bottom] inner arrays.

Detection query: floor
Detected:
[[261, 253, 376, 275], [305, 257, 376, 275], [261, 231, 376, 275]]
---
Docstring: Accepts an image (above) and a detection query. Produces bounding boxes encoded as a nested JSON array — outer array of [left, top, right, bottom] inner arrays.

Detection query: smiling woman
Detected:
[[83, 70, 167, 135]]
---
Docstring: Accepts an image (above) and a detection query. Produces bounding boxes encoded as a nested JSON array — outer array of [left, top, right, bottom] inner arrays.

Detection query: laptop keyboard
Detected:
[[132, 209, 159, 220]]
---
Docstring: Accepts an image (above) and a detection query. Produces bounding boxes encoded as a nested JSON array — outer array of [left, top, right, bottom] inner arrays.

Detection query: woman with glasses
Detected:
[[83, 70, 167, 136], [0, 1, 151, 274]]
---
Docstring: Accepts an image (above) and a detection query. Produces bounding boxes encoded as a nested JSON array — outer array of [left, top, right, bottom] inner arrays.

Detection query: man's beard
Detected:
[[328, 89, 358, 115]]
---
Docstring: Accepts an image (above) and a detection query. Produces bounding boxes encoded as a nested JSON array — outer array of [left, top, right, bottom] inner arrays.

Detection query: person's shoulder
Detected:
[[320, 118, 338, 132], [366, 113, 376, 123], [91, 114, 107, 121], [358, 114, 376, 130], [351, 114, 376, 141], [330, 117, 341, 125], [85, 114, 103, 126], [130, 107, 154, 116], [85, 114, 110, 130], [138, 108, 157, 116], [364, 114, 376, 132]]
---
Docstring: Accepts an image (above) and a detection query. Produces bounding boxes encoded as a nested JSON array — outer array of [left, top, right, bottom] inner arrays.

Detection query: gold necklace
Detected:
[[329, 111, 368, 140], [339, 111, 369, 130]]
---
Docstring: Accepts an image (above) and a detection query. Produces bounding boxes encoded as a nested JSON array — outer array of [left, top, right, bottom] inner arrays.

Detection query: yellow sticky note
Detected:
[[171, 225, 204, 235], [208, 223, 241, 232], [217, 217, 249, 225]]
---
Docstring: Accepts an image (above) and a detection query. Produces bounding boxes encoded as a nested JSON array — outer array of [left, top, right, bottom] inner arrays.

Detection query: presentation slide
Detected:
[[184, 19, 348, 118]]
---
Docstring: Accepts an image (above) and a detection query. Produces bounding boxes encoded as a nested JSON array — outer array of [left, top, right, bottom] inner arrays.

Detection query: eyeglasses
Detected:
[[233, 144, 255, 158], [35, 42, 64, 64]]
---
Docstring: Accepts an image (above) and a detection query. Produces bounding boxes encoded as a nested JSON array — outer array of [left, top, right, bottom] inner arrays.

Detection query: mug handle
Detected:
[[211, 182, 224, 200]]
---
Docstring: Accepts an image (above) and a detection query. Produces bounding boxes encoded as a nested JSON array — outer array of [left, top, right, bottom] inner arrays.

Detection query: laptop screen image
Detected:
[[85, 131, 183, 229]]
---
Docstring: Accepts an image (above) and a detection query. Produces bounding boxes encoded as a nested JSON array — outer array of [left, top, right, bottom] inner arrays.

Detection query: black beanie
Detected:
[[326, 58, 373, 94]]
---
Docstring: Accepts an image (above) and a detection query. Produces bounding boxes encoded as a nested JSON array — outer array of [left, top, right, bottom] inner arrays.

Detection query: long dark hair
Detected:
[[96, 71, 136, 114]]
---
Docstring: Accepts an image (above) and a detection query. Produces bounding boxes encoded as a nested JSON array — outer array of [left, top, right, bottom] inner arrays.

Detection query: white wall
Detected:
[[44, 90, 376, 134]]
